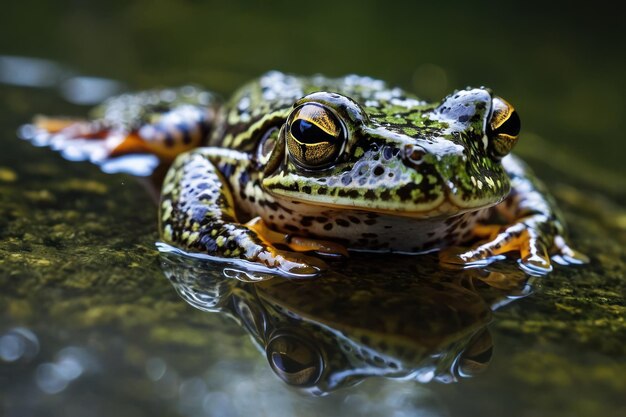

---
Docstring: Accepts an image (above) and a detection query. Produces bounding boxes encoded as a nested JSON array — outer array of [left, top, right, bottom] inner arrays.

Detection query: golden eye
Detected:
[[286, 103, 345, 169], [266, 331, 323, 387], [487, 97, 521, 158]]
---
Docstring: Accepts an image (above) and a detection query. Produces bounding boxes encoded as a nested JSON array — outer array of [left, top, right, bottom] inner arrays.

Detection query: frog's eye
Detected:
[[266, 331, 324, 387], [487, 97, 521, 158], [286, 103, 345, 169]]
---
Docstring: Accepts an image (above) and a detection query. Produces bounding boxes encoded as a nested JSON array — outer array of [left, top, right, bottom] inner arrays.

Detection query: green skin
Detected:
[[157, 72, 585, 277]]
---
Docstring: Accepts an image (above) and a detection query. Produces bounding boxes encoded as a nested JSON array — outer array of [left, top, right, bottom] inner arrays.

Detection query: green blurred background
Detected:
[[2, 0, 624, 173]]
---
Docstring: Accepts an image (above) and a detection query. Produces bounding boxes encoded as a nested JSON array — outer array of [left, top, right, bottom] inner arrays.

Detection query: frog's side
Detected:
[[25, 71, 587, 277]]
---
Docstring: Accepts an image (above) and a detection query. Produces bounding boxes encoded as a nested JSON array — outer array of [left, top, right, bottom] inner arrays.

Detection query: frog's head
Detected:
[[261, 88, 520, 218]]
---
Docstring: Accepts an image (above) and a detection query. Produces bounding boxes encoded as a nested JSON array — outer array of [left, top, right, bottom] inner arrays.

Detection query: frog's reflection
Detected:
[[159, 245, 533, 394]]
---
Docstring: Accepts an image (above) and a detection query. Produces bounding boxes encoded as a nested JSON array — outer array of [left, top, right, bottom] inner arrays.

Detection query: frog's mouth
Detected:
[[263, 174, 503, 220]]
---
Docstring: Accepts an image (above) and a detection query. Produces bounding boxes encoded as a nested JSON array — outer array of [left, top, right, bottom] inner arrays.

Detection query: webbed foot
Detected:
[[245, 217, 347, 278], [440, 214, 588, 275], [255, 248, 328, 278]]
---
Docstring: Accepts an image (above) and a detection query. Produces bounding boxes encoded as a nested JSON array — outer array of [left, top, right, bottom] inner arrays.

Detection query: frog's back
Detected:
[[209, 71, 426, 152]]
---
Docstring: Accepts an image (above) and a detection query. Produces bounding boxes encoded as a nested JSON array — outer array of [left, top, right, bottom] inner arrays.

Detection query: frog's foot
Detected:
[[440, 215, 588, 275], [244, 218, 341, 278], [255, 248, 328, 278], [23, 116, 114, 161], [21, 88, 218, 176], [21, 116, 162, 177], [245, 218, 348, 258]]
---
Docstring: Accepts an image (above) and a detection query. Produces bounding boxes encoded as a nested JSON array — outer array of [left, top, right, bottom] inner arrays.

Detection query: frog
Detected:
[[23, 71, 588, 278]]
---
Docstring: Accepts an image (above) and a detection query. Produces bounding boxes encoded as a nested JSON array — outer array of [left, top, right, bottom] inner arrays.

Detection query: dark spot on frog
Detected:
[[373, 165, 384, 176], [364, 190, 377, 200], [220, 163, 235, 178], [335, 219, 350, 227], [323, 223, 333, 231], [302, 185, 311, 194], [348, 216, 360, 224], [284, 224, 299, 232], [317, 187, 328, 195], [372, 355, 385, 365], [458, 115, 470, 122], [396, 182, 420, 201], [341, 175, 351, 185], [337, 189, 360, 199], [239, 171, 250, 188]]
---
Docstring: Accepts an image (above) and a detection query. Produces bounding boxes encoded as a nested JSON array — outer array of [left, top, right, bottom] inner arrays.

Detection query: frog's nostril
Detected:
[[403, 144, 426, 164]]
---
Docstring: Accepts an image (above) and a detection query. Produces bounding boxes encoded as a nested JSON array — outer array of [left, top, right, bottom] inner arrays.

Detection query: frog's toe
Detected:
[[517, 226, 553, 275], [551, 235, 590, 266], [256, 249, 327, 278]]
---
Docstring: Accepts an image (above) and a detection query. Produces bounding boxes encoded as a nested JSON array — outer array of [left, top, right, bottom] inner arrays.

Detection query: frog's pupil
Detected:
[[291, 119, 335, 144], [496, 110, 521, 137]]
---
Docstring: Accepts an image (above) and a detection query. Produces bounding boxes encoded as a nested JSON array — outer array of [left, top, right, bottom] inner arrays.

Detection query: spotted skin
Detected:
[[161, 148, 327, 276]]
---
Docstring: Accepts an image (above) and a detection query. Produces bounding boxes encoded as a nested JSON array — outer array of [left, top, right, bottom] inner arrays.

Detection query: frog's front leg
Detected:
[[160, 148, 327, 278], [443, 155, 588, 275]]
